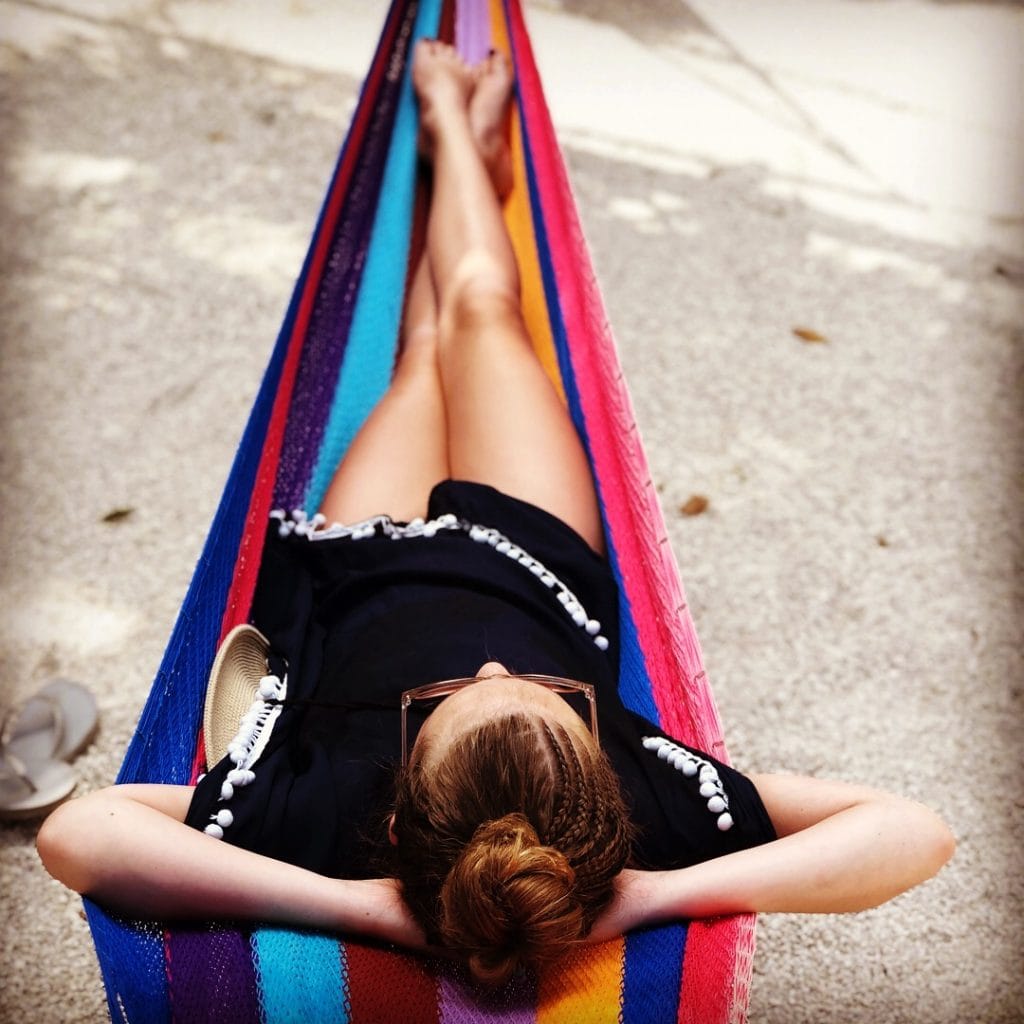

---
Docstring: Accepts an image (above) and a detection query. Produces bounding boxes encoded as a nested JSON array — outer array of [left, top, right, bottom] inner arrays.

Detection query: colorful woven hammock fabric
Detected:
[[85, 1, 757, 1020]]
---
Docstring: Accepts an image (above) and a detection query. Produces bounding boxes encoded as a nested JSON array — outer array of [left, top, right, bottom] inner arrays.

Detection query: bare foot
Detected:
[[469, 51, 515, 199], [412, 40, 474, 156]]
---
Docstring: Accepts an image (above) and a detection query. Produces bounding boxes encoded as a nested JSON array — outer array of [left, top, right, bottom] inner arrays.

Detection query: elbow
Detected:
[[37, 790, 110, 895], [927, 811, 957, 876], [909, 799, 956, 880], [888, 799, 957, 902], [843, 799, 957, 913]]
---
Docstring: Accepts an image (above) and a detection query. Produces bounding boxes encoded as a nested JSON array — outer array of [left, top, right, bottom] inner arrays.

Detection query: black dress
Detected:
[[185, 480, 775, 876]]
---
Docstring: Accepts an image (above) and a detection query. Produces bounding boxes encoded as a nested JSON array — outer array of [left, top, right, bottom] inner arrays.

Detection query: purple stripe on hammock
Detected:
[[455, 0, 492, 63], [438, 968, 538, 1024], [273, 0, 419, 509], [165, 928, 260, 1023]]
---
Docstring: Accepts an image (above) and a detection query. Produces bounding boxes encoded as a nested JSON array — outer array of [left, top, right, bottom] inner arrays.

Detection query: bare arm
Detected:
[[37, 785, 427, 949], [590, 773, 955, 941]]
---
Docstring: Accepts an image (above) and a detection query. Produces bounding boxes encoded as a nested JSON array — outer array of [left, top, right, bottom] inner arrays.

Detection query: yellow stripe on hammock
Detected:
[[537, 938, 625, 1023], [490, 0, 566, 401], [487, 5, 624, 1015]]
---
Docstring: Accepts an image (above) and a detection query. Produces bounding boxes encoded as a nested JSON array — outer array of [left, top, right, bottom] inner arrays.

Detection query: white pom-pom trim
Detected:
[[641, 736, 734, 832], [272, 509, 612, 652], [203, 670, 287, 842]]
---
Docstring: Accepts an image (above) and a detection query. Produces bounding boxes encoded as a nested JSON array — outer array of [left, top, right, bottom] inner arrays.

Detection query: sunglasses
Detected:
[[400, 674, 599, 765]]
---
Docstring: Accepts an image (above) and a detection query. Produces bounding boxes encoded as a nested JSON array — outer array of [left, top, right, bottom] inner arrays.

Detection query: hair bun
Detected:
[[439, 813, 584, 986], [470, 814, 549, 858]]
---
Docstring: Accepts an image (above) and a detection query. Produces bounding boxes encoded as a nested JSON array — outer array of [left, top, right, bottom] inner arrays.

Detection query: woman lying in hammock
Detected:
[[38, 40, 954, 986]]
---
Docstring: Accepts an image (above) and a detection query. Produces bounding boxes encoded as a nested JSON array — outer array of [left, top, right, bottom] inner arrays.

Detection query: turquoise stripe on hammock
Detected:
[[304, 0, 444, 513], [271, 2, 444, 1007], [85, 5, 417, 1019], [255, 929, 349, 1024], [266, 6, 688, 1015]]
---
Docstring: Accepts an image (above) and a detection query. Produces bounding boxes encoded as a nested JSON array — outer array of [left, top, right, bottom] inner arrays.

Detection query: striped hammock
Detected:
[[85, 1, 756, 1020]]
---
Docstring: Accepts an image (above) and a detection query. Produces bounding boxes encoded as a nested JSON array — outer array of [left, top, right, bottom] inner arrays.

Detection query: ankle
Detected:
[[427, 100, 473, 137]]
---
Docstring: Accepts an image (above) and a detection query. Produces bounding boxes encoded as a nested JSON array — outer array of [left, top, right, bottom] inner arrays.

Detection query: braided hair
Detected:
[[390, 713, 634, 985]]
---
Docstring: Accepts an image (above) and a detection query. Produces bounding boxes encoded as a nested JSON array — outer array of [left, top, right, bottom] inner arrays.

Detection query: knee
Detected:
[[445, 280, 522, 337], [442, 255, 522, 335]]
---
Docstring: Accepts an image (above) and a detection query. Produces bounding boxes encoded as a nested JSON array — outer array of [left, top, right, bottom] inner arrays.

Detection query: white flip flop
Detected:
[[0, 749, 77, 821], [2, 679, 99, 766]]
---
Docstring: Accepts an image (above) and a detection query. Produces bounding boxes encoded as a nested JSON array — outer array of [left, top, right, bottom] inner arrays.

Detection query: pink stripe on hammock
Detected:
[[503, 1, 757, 1019]]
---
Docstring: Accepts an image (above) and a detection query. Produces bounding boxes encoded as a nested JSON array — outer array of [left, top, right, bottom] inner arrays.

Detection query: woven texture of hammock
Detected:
[[85, 1, 757, 1020]]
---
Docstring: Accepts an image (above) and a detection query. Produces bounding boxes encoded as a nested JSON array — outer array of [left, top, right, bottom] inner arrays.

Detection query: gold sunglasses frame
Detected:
[[400, 674, 599, 765]]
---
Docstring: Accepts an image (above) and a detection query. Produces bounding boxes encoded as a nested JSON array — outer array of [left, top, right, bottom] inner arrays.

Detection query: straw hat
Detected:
[[203, 623, 272, 767]]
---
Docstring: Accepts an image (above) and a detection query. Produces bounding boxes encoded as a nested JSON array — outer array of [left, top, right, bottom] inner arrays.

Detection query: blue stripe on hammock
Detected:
[[304, 0, 444, 512], [510, 34, 690, 1004], [87, 126, 341, 1024], [115, 0, 410, 787], [84, 901, 171, 1024], [91, 167, 308, 1024], [255, 930, 349, 1023], [622, 926, 688, 1024], [508, 35, 662, 727], [116, 293, 290, 786], [260, 0, 443, 1003], [88, 6, 416, 1021]]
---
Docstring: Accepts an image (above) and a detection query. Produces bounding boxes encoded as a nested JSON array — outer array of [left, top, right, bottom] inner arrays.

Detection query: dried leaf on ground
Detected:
[[101, 507, 135, 523], [793, 326, 828, 343], [994, 261, 1024, 284], [679, 495, 709, 517]]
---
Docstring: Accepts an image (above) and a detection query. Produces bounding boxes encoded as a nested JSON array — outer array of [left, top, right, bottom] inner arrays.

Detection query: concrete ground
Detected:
[[1, 1, 1021, 1021]]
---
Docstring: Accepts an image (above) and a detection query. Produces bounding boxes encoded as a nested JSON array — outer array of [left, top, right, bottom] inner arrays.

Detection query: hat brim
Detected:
[[203, 624, 271, 767]]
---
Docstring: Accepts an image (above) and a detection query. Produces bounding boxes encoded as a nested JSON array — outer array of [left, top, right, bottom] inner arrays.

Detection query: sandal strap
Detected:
[[0, 748, 37, 794], [0, 692, 66, 757]]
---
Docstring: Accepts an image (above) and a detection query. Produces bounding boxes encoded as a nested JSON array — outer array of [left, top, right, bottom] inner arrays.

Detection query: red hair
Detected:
[[390, 713, 633, 985]]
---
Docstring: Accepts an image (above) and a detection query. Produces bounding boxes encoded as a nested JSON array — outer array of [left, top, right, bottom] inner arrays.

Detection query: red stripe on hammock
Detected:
[[185, 1, 408, 787], [216, 2, 407, 643], [503, 2, 754, 1021], [678, 925, 753, 1024], [346, 943, 439, 1022]]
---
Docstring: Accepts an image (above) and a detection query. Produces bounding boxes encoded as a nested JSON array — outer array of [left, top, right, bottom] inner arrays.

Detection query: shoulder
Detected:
[[600, 709, 777, 868]]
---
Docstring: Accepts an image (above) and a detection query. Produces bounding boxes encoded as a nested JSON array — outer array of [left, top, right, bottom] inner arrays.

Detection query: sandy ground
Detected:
[[1, 1, 1022, 1022]]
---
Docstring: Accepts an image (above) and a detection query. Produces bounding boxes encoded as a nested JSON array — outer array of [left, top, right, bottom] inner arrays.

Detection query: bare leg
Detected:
[[316, 51, 513, 526], [415, 44, 605, 553], [318, 250, 448, 523], [317, 47, 523, 526]]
